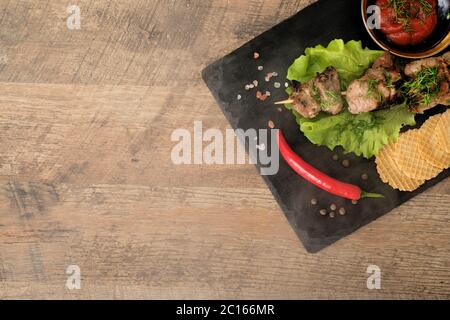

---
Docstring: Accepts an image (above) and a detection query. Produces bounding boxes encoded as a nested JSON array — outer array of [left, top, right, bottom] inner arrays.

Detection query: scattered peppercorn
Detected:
[[253, 52, 260, 59], [311, 198, 318, 205], [342, 159, 350, 168], [330, 203, 337, 211], [329, 212, 336, 218], [319, 209, 327, 216], [332, 154, 339, 161], [361, 173, 369, 180], [268, 120, 275, 129], [352, 200, 358, 205], [339, 207, 346, 216]]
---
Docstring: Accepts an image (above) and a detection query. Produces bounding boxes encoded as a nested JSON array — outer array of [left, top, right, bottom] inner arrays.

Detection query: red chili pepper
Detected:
[[277, 131, 383, 201]]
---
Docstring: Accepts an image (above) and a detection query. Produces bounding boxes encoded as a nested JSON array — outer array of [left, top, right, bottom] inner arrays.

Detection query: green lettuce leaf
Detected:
[[286, 39, 416, 158], [294, 103, 416, 159], [287, 39, 384, 89]]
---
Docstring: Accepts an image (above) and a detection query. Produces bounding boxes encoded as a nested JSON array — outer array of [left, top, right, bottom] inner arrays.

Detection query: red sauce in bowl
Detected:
[[377, 0, 437, 46]]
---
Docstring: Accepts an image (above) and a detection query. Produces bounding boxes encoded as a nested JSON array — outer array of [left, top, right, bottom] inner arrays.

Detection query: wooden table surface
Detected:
[[0, 0, 449, 300]]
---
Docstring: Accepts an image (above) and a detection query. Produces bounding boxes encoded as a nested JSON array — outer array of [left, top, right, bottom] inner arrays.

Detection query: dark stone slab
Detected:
[[202, 0, 449, 253]]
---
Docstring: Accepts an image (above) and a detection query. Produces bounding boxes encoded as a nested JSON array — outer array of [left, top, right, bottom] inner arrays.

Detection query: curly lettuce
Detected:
[[287, 39, 384, 89], [293, 104, 416, 159], [286, 39, 416, 158]]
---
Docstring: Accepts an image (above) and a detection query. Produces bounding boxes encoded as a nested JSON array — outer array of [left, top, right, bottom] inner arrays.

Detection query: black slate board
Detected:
[[202, 0, 450, 253]]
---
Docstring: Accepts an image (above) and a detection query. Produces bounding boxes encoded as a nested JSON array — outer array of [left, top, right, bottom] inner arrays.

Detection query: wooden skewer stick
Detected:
[[275, 91, 346, 105], [274, 99, 294, 105]]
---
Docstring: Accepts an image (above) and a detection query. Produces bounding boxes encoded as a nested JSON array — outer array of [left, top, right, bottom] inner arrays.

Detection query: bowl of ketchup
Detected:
[[362, 0, 450, 58]]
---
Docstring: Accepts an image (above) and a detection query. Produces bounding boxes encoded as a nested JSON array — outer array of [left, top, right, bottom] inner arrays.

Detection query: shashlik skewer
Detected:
[[276, 52, 450, 118]]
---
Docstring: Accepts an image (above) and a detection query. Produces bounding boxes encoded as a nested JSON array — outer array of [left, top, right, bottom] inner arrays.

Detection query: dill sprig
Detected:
[[387, 0, 433, 32], [401, 66, 441, 106], [367, 79, 379, 93], [418, 0, 433, 15], [320, 90, 341, 110], [384, 72, 394, 89], [366, 79, 384, 102]]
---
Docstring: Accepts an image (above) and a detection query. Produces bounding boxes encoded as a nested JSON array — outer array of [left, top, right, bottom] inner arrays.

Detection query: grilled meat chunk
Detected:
[[433, 82, 450, 108], [291, 78, 321, 118], [413, 83, 450, 111], [372, 50, 395, 69], [404, 57, 442, 77], [290, 67, 344, 118], [346, 52, 401, 114], [443, 52, 450, 64], [403, 53, 450, 111], [313, 67, 344, 115]]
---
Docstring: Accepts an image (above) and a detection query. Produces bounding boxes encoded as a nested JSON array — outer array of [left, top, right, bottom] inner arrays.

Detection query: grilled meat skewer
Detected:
[[280, 52, 449, 117]]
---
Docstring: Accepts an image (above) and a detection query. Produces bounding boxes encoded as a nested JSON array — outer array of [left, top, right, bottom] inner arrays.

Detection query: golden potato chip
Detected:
[[392, 129, 442, 180], [435, 109, 450, 154], [376, 143, 425, 191], [417, 114, 450, 169]]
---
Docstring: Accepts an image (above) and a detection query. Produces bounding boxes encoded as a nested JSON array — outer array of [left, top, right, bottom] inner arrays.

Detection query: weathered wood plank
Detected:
[[0, 182, 449, 299], [0, 82, 258, 187], [0, 0, 313, 86]]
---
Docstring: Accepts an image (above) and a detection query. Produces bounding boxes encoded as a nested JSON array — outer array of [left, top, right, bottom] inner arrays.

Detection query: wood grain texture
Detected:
[[0, 0, 448, 299]]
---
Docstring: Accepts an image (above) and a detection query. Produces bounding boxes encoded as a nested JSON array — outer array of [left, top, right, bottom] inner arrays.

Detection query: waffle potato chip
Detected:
[[418, 114, 450, 169], [376, 143, 425, 191], [435, 109, 450, 154], [392, 129, 442, 180], [376, 111, 449, 191]]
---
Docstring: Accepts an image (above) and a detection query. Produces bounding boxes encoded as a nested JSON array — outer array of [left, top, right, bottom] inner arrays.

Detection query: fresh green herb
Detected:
[[401, 66, 441, 107], [388, 0, 411, 31], [311, 83, 342, 111], [367, 79, 378, 95], [387, 0, 433, 32], [310, 83, 321, 103], [366, 79, 384, 103], [384, 72, 394, 89], [320, 90, 341, 111], [399, 18, 413, 32], [418, 0, 433, 16]]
